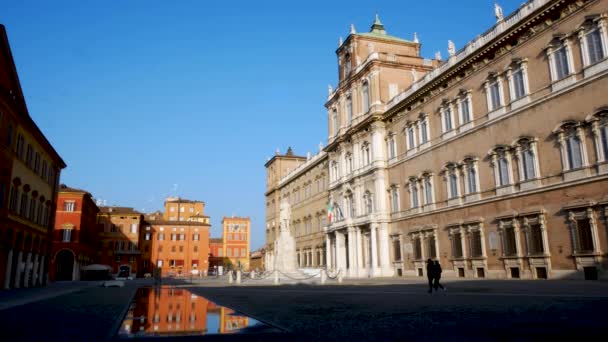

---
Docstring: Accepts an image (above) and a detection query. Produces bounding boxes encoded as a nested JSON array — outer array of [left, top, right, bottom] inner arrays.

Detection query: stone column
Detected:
[[378, 223, 392, 276], [370, 224, 378, 277], [347, 227, 356, 277], [38, 255, 45, 286], [356, 227, 363, 277], [4, 249, 13, 290], [32, 254, 39, 286], [23, 252, 32, 287], [14, 251, 23, 288], [336, 231, 346, 274], [325, 234, 332, 269]]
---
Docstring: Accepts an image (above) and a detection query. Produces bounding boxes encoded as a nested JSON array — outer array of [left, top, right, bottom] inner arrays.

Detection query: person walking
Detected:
[[433, 260, 445, 291], [426, 259, 434, 293]]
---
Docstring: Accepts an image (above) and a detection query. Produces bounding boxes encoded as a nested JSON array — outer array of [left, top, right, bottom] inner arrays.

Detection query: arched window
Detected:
[[362, 81, 370, 113]]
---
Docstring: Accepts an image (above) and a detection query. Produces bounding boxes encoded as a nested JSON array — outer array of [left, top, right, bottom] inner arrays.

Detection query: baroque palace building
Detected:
[[0, 24, 66, 289], [267, 0, 608, 280], [265, 147, 329, 271]]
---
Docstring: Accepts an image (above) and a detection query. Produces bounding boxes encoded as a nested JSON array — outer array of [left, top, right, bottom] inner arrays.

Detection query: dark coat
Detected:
[[432, 263, 442, 278]]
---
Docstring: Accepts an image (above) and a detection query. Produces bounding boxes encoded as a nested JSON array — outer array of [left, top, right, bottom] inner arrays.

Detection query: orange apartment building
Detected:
[[140, 197, 211, 276], [49, 184, 99, 281], [0, 24, 66, 289], [97, 206, 144, 277], [221, 216, 251, 270]]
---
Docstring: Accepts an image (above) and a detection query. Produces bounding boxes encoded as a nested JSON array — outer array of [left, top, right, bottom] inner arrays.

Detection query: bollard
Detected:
[[236, 270, 242, 284], [338, 271, 343, 284], [274, 270, 279, 285], [228, 271, 234, 284], [250, 270, 256, 279], [321, 270, 327, 285]]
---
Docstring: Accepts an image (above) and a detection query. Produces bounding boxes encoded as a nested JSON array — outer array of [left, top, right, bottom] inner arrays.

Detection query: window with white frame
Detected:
[[578, 18, 607, 67], [462, 158, 479, 194], [331, 161, 339, 181], [362, 81, 370, 113], [387, 134, 397, 158], [446, 166, 460, 199], [362, 142, 371, 165], [406, 124, 416, 150], [516, 138, 539, 181], [422, 173, 434, 205], [364, 191, 374, 214], [441, 103, 454, 133], [409, 179, 419, 208], [347, 192, 356, 217], [458, 91, 473, 125], [419, 115, 430, 144], [64, 201, 75, 212], [548, 39, 572, 81], [508, 61, 528, 100], [346, 96, 353, 124], [490, 147, 512, 187], [555, 123, 587, 171], [590, 112, 608, 162], [130, 224, 138, 234], [390, 186, 400, 212], [486, 75, 503, 111]]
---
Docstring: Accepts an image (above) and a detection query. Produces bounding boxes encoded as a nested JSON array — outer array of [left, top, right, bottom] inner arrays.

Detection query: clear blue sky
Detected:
[[1, 0, 521, 249]]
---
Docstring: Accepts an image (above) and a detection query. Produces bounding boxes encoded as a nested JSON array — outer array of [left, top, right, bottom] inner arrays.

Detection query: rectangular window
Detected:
[[16, 134, 24, 159], [34, 152, 40, 174], [443, 108, 453, 131], [62, 229, 72, 242], [145, 233, 151, 241], [420, 119, 428, 143], [554, 46, 570, 80], [393, 240, 401, 261], [25, 144, 33, 168], [20, 193, 28, 216], [411, 184, 418, 208], [193, 234, 199, 241], [157, 260, 163, 267], [601, 126, 608, 161], [522, 148, 536, 180], [179, 233, 185, 241], [467, 168, 477, 193], [64, 201, 75, 212], [408, 127, 415, 149], [424, 178, 433, 204], [529, 224, 544, 255], [490, 82, 501, 110], [461, 98, 471, 123], [577, 219, 594, 252], [414, 238, 422, 260], [41, 160, 48, 180], [218, 249, 223, 257], [498, 158, 510, 186], [227, 249, 232, 257], [427, 236, 437, 259], [391, 189, 399, 212], [566, 135, 583, 169], [470, 231, 483, 257], [587, 29, 605, 65], [449, 174, 458, 199], [130, 224, 137, 234], [241, 248, 246, 257], [503, 227, 517, 256], [513, 68, 526, 99], [452, 232, 463, 258]]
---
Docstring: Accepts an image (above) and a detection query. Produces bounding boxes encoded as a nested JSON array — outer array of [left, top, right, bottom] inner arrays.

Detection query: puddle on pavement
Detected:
[[117, 287, 282, 338]]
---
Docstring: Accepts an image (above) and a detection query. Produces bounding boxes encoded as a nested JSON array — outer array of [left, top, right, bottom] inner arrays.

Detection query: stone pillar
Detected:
[[23, 252, 32, 288], [236, 270, 241, 284], [38, 256, 45, 286], [378, 223, 392, 276], [325, 234, 332, 269], [356, 227, 363, 277], [347, 227, 356, 277], [14, 251, 23, 288], [4, 249, 13, 290], [31, 254, 39, 286], [336, 231, 346, 274], [370, 225, 378, 277], [73, 259, 79, 281]]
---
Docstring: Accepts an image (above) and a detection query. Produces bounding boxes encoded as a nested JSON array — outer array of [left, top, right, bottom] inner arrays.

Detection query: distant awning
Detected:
[[81, 264, 112, 271]]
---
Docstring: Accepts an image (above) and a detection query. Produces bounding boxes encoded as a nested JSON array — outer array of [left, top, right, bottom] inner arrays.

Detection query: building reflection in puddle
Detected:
[[118, 287, 272, 337]]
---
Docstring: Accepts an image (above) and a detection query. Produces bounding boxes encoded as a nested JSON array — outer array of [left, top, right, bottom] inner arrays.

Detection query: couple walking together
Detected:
[[426, 259, 445, 293]]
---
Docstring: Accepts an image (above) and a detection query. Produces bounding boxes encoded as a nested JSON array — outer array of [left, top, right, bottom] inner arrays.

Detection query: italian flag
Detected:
[[327, 201, 333, 223]]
